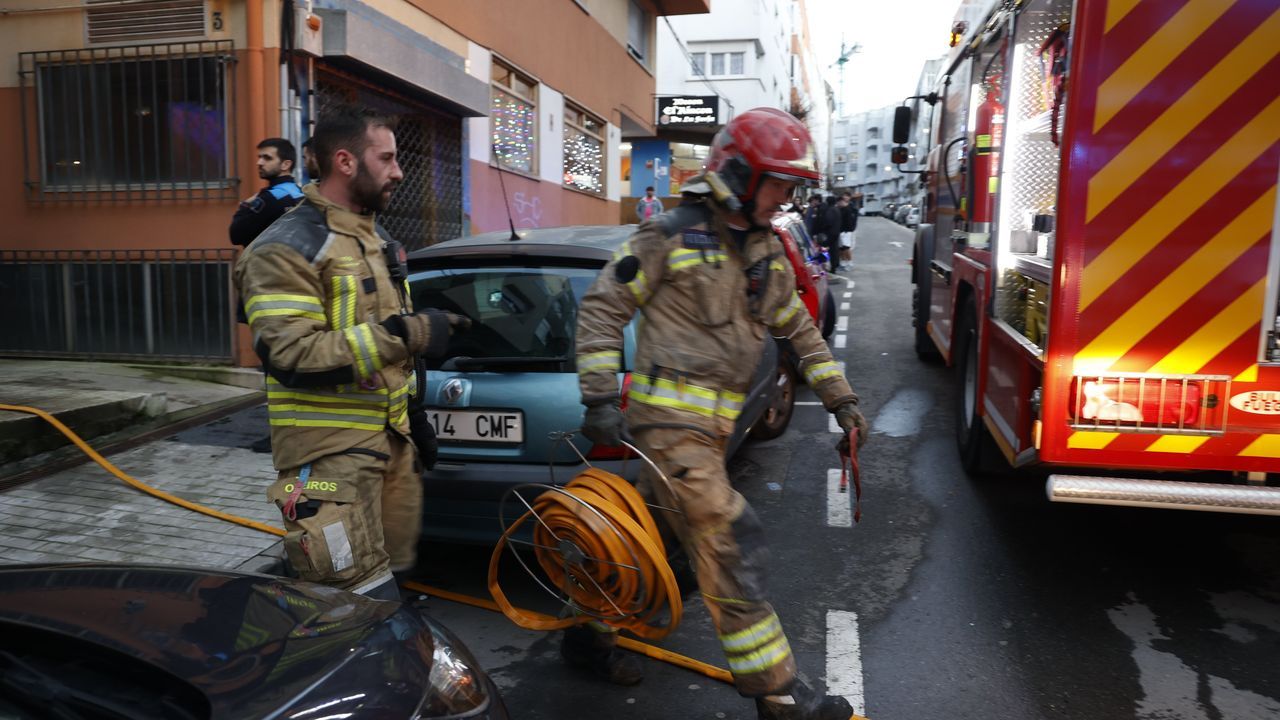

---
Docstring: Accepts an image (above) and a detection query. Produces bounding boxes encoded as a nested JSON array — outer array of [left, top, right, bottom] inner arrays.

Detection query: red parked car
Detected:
[[749, 212, 838, 440], [773, 211, 836, 337]]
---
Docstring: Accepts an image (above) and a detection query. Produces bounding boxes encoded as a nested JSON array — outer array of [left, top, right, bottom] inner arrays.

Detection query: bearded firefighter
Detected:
[[571, 107, 869, 720]]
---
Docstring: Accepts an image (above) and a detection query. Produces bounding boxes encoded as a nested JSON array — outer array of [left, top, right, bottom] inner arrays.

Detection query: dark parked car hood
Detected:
[[0, 564, 452, 719]]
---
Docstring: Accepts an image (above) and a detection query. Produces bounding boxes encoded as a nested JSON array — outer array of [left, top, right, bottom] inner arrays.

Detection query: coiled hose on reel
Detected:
[[487, 465, 683, 640]]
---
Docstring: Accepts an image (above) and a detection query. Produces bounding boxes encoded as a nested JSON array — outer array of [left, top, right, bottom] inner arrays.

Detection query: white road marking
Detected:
[[837, 316, 848, 332], [827, 468, 852, 527], [826, 610, 866, 716], [840, 302, 851, 311], [889, 241, 903, 247], [795, 401, 824, 406], [829, 414, 841, 433], [843, 291, 852, 298], [835, 334, 847, 348]]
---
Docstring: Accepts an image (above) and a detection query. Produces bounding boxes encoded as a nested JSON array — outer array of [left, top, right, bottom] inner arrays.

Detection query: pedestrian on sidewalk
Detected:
[[574, 107, 868, 720], [229, 138, 304, 247], [636, 186, 663, 222], [820, 195, 842, 273], [231, 137, 307, 454], [837, 192, 858, 270], [234, 107, 466, 602]]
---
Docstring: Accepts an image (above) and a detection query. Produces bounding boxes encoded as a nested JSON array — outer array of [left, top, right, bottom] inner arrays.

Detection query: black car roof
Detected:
[[408, 225, 638, 264]]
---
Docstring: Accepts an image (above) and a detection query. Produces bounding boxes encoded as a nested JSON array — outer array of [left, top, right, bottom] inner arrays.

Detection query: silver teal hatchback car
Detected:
[[406, 225, 786, 544]]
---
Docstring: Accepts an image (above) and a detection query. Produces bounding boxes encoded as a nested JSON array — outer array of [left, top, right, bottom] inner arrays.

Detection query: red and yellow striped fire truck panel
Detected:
[[1042, 0, 1280, 472]]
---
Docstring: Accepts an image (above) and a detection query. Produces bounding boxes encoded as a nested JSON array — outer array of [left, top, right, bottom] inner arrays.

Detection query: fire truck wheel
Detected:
[[913, 254, 941, 361], [954, 300, 994, 474]]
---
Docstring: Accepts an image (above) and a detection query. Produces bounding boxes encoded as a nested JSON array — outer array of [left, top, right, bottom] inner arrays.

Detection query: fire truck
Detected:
[[896, 0, 1280, 514]]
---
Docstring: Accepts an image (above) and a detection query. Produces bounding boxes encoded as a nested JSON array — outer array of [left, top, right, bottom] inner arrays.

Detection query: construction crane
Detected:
[[829, 38, 862, 117]]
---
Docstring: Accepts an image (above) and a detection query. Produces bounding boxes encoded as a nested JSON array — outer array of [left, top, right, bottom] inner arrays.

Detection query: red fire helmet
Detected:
[[705, 107, 820, 203]]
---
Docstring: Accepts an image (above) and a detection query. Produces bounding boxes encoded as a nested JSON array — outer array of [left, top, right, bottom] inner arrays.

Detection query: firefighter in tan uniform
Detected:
[[234, 108, 465, 602], [573, 108, 868, 720]]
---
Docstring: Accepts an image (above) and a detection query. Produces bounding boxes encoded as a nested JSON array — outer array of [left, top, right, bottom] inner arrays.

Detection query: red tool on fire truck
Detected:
[[896, 0, 1280, 514]]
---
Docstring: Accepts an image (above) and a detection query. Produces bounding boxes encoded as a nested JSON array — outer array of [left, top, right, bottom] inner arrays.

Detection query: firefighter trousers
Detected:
[[267, 431, 421, 596], [630, 425, 797, 696]]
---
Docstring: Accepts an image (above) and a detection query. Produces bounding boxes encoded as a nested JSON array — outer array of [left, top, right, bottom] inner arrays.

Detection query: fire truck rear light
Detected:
[[1069, 374, 1231, 434]]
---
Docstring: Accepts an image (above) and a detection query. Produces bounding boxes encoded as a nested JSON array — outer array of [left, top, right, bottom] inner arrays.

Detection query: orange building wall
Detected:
[[467, 161, 620, 235], [413, 0, 657, 133], [0, 47, 282, 253]]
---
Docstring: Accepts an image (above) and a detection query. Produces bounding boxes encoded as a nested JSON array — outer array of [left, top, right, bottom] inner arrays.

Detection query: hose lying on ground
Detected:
[[0, 404, 737, 688]]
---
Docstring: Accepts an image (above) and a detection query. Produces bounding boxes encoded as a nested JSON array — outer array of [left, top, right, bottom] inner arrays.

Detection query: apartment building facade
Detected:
[[0, 0, 706, 366]]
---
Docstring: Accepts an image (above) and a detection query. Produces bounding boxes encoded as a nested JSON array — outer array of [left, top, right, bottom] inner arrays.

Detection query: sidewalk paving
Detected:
[[0, 360, 284, 573]]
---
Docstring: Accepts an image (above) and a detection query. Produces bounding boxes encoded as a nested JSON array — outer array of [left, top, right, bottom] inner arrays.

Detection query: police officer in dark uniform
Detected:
[[229, 138, 305, 247]]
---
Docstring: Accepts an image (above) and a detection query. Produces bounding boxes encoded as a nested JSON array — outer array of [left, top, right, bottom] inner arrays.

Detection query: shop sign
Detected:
[[658, 96, 720, 126]]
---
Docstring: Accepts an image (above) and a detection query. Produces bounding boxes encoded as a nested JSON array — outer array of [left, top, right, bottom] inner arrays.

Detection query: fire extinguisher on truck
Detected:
[[889, 0, 1280, 515]]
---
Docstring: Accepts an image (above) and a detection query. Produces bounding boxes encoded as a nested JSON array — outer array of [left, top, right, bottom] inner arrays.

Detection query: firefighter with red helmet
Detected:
[[572, 107, 868, 720]]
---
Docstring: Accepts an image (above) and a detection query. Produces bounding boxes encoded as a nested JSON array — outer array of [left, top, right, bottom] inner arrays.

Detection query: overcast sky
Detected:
[[806, 0, 960, 115]]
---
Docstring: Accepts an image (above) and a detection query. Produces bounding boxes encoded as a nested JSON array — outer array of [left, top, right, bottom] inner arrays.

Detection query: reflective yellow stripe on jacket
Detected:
[[342, 324, 383, 381], [668, 247, 728, 271], [244, 294, 325, 326], [804, 360, 842, 385], [578, 350, 621, 377], [267, 378, 395, 432], [719, 613, 793, 676], [330, 275, 359, 329], [630, 373, 745, 420]]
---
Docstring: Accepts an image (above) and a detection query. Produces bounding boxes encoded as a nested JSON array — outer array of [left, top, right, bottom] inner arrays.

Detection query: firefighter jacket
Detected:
[[234, 184, 440, 470], [576, 192, 857, 435]]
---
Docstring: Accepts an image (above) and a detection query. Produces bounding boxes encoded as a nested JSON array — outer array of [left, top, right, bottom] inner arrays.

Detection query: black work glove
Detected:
[[580, 401, 624, 446], [409, 409, 439, 471], [382, 311, 470, 357], [834, 401, 868, 455]]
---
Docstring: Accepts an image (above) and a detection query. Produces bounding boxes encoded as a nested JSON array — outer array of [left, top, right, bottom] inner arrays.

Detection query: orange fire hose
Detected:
[[0, 404, 735, 687], [486, 467, 683, 640]]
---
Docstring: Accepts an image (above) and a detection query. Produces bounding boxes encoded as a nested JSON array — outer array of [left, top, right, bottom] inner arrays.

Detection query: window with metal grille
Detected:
[[491, 59, 538, 175], [19, 41, 237, 203], [86, 0, 206, 44], [563, 102, 605, 195]]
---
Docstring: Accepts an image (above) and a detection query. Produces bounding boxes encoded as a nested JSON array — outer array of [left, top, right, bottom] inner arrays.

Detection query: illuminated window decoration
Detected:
[[563, 102, 604, 194], [491, 59, 538, 174]]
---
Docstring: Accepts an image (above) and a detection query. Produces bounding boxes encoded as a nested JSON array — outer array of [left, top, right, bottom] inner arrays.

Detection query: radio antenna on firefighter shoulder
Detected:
[[494, 161, 521, 242]]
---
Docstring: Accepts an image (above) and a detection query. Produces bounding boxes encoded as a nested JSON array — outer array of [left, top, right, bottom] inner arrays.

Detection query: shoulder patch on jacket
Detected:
[[252, 202, 329, 262], [681, 230, 720, 250], [656, 202, 713, 238], [268, 181, 304, 201]]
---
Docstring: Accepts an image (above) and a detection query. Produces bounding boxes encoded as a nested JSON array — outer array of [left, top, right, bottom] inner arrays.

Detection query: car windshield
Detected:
[[408, 262, 600, 372]]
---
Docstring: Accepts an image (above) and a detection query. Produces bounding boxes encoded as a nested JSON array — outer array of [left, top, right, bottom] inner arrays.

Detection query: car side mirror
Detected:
[[892, 106, 912, 145], [891, 146, 909, 165]]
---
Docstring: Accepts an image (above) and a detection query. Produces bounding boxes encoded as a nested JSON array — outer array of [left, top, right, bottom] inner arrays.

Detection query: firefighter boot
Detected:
[[756, 681, 855, 720], [560, 625, 644, 686]]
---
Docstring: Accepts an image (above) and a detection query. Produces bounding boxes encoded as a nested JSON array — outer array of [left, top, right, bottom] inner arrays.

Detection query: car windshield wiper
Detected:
[[445, 355, 569, 370]]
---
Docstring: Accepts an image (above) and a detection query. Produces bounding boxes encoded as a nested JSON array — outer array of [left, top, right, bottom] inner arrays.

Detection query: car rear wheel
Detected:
[[750, 358, 797, 441]]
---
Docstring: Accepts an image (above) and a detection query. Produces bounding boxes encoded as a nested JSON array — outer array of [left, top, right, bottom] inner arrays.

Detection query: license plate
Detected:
[[424, 409, 524, 443]]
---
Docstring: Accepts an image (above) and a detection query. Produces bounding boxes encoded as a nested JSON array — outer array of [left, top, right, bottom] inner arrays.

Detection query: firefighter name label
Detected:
[[1229, 391, 1280, 415]]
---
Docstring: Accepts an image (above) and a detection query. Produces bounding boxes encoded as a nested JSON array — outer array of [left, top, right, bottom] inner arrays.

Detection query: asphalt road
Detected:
[[410, 217, 1280, 720]]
